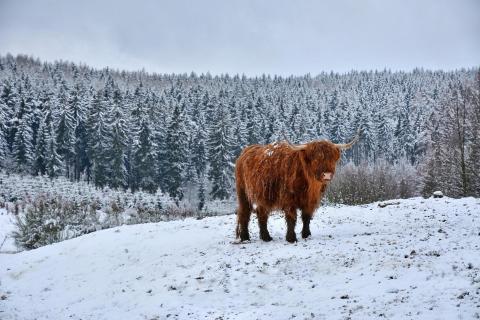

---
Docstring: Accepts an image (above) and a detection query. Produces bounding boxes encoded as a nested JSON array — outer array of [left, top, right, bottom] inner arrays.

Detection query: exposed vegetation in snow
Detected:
[[0, 172, 234, 250]]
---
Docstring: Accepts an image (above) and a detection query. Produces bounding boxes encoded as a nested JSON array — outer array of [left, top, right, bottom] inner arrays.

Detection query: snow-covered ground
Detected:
[[1, 197, 479, 319], [0, 209, 17, 254]]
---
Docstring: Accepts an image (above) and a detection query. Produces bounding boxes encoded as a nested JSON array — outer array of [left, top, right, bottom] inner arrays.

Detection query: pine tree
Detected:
[[352, 96, 375, 162], [133, 117, 157, 193], [184, 131, 198, 194], [86, 92, 110, 187], [162, 102, 188, 201], [208, 101, 234, 200], [374, 108, 392, 161], [229, 100, 247, 158], [394, 92, 416, 164], [35, 89, 57, 176], [0, 116, 6, 168], [329, 101, 347, 143], [12, 97, 34, 172], [269, 101, 288, 142], [54, 80, 74, 178], [0, 129, 6, 168], [32, 83, 54, 175], [154, 95, 169, 192], [0, 83, 8, 166], [45, 121, 62, 178], [108, 87, 128, 189], [22, 77, 42, 156], [1, 79, 19, 153], [69, 82, 89, 181], [245, 100, 259, 145], [197, 174, 206, 212], [191, 113, 208, 179], [128, 85, 142, 191], [33, 117, 48, 175]]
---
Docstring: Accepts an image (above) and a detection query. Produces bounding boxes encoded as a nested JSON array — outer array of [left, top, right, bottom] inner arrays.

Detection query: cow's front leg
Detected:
[[285, 209, 297, 243], [301, 212, 312, 239]]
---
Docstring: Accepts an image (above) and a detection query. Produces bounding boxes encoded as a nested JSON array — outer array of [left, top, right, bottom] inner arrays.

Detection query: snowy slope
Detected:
[[1, 197, 479, 319]]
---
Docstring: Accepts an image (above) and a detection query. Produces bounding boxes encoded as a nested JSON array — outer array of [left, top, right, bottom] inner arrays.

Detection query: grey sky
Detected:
[[0, 0, 478, 76]]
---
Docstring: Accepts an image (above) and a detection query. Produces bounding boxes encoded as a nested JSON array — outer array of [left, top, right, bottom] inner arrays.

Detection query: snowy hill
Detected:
[[1, 197, 479, 319]]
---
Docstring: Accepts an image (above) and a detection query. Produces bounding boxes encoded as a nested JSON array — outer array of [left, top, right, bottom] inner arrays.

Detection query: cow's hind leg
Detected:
[[284, 208, 297, 243], [301, 211, 313, 239], [236, 188, 252, 241], [257, 206, 272, 242]]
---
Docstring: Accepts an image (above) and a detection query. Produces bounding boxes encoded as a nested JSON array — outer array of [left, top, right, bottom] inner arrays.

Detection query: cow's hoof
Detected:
[[260, 233, 273, 242], [286, 233, 297, 243], [302, 230, 311, 239], [240, 233, 250, 242]]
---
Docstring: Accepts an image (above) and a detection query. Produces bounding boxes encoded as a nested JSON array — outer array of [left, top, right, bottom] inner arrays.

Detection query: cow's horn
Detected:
[[288, 143, 307, 151], [335, 128, 362, 150], [282, 132, 307, 150]]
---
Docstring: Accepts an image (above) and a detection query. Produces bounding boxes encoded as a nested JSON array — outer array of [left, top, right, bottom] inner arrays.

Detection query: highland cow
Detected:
[[235, 132, 360, 243]]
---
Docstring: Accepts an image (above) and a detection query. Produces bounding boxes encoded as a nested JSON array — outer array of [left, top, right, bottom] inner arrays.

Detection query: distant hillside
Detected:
[[0, 54, 479, 205]]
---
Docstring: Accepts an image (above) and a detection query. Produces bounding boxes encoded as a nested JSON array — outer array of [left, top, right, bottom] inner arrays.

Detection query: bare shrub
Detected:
[[325, 159, 418, 205]]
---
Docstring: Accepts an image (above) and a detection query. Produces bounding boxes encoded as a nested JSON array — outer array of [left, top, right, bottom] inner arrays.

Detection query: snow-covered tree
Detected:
[[86, 92, 110, 187], [108, 87, 128, 189], [208, 100, 234, 200], [162, 102, 189, 201], [0, 79, 19, 154], [132, 116, 157, 193], [54, 80, 74, 177], [45, 121, 62, 178], [12, 96, 34, 172]]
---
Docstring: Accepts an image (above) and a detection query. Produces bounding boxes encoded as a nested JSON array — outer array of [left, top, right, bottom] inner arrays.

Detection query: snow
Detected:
[[265, 149, 274, 156], [0, 209, 17, 253], [1, 197, 479, 319]]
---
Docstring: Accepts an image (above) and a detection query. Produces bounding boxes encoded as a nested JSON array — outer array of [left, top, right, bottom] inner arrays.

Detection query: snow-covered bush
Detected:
[[13, 196, 99, 249], [11, 193, 206, 249]]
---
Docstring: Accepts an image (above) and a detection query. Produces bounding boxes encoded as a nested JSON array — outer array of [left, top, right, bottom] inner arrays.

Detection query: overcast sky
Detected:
[[0, 0, 478, 76]]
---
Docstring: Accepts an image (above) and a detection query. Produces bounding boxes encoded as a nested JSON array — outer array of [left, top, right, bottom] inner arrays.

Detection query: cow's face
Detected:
[[303, 141, 341, 182]]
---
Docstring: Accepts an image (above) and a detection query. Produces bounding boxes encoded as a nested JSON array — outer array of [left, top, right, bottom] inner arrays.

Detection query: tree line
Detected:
[[0, 54, 478, 207]]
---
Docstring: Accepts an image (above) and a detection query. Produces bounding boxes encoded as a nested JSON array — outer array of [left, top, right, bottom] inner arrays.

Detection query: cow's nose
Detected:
[[323, 172, 333, 181]]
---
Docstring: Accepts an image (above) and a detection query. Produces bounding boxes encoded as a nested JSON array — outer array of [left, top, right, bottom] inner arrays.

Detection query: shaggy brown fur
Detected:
[[235, 140, 341, 243]]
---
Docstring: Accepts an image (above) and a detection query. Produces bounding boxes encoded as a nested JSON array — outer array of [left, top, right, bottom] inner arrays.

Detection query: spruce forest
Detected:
[[0, 54, 479, 208]]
